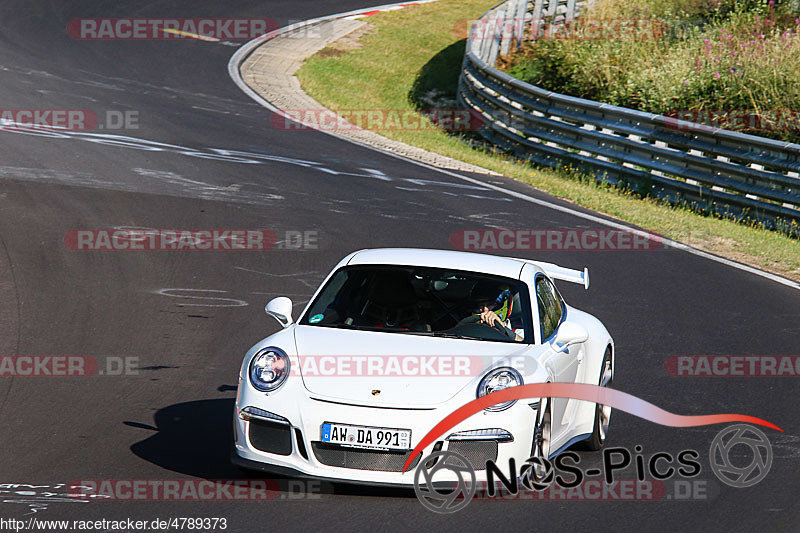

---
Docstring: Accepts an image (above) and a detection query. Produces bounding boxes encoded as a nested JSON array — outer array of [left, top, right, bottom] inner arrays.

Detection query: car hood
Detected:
[[292, 325, 530, 407]]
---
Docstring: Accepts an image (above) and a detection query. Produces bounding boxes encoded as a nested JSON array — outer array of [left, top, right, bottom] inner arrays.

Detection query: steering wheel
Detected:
[[457, 313, 508, 335]]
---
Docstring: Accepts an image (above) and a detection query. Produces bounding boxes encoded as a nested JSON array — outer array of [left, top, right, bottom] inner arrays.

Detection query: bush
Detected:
[[503, 0, 800, 142]]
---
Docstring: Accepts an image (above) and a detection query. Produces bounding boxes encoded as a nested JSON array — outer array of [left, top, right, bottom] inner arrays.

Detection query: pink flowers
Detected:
[[690, 11, 800, 87]]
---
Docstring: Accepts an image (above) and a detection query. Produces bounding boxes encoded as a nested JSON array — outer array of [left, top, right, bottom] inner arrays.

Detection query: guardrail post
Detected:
[[543, 0, 558, 20], [530, 0, 545, 40], [487, 9, 505, 66], [477, 13, 494, 62], [513, 0, 530, 48], [500, 3, 516, 56], [565, 0, 578, 20], [500, 6, 517, 56]]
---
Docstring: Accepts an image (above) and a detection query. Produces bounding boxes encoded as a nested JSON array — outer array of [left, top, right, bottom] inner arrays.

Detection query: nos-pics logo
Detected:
[[413, 424, 773, 513]]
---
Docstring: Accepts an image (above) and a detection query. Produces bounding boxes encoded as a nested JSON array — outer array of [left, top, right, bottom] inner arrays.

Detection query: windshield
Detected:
[[300, 265, 532, 343]]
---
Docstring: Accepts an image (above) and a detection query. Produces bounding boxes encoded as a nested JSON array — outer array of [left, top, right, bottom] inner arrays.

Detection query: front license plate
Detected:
[[321, 422, 411, 450]]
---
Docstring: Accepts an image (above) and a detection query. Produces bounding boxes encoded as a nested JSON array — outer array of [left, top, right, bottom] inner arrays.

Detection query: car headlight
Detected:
[[477, 367, 523, 411], [249, 347, 290, 392]]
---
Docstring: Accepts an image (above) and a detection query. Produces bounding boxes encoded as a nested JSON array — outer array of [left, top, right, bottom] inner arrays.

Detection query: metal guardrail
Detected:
[[458, 0, 800, 232]]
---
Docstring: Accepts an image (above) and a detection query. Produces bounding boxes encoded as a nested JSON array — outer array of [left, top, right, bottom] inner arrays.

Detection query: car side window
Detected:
[[536, 276, 563, 341]]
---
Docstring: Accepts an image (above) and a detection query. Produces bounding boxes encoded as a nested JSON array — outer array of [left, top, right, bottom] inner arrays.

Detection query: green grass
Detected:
[[296, 0, 800, 281]]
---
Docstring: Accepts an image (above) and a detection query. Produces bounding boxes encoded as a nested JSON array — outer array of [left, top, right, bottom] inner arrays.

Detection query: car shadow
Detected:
[[127, 395, 414, 499]]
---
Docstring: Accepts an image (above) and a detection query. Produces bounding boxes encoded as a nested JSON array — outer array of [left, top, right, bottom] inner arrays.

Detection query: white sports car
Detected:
[[232, 248, 614, 485]]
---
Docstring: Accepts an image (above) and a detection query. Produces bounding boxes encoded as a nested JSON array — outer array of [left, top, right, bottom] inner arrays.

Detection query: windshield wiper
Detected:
[[430, 332, 475, 340], [324, 323, 373, 331]]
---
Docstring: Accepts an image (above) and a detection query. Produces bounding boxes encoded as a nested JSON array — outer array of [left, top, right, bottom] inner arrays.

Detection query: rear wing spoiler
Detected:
[[519, 260, 590, 290]]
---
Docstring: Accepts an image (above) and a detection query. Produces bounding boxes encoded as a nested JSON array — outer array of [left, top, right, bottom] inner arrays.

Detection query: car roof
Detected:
[[346, 248, 535, 280]]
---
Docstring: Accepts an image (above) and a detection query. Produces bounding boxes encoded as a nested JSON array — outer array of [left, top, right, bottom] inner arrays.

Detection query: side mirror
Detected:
[[265, 297, 294, 328], [551, 321, 588, 353]]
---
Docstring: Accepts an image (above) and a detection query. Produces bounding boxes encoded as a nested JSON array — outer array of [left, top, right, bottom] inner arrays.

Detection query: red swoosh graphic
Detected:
[[402, 383, 782, 472]]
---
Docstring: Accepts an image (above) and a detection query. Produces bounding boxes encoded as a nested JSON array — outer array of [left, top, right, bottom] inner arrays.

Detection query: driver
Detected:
[[478, 289, 523, 341]]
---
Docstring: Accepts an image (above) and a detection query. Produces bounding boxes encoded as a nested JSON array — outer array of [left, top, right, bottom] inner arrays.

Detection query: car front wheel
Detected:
[[581, 347, 612, 451]]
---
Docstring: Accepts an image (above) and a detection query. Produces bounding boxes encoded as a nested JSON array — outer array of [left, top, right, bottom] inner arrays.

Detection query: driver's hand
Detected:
[[480, 306, 523, 341], [480, 306, 502, 327]]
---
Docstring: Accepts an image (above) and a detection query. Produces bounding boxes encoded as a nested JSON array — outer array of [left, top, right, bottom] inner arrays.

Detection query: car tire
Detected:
[[579, 347, 613, 451]]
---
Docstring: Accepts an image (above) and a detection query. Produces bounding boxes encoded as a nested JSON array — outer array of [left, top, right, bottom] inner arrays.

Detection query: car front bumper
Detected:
[[233, 390, 541, 486]]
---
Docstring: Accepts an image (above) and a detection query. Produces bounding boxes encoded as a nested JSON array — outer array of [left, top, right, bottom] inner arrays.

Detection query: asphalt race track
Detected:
[[0, 1, 798, 531]]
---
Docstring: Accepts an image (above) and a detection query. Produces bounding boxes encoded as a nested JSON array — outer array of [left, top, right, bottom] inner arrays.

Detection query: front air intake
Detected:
[[311, 442, 421, 471], [248, 420, 292, 455]]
